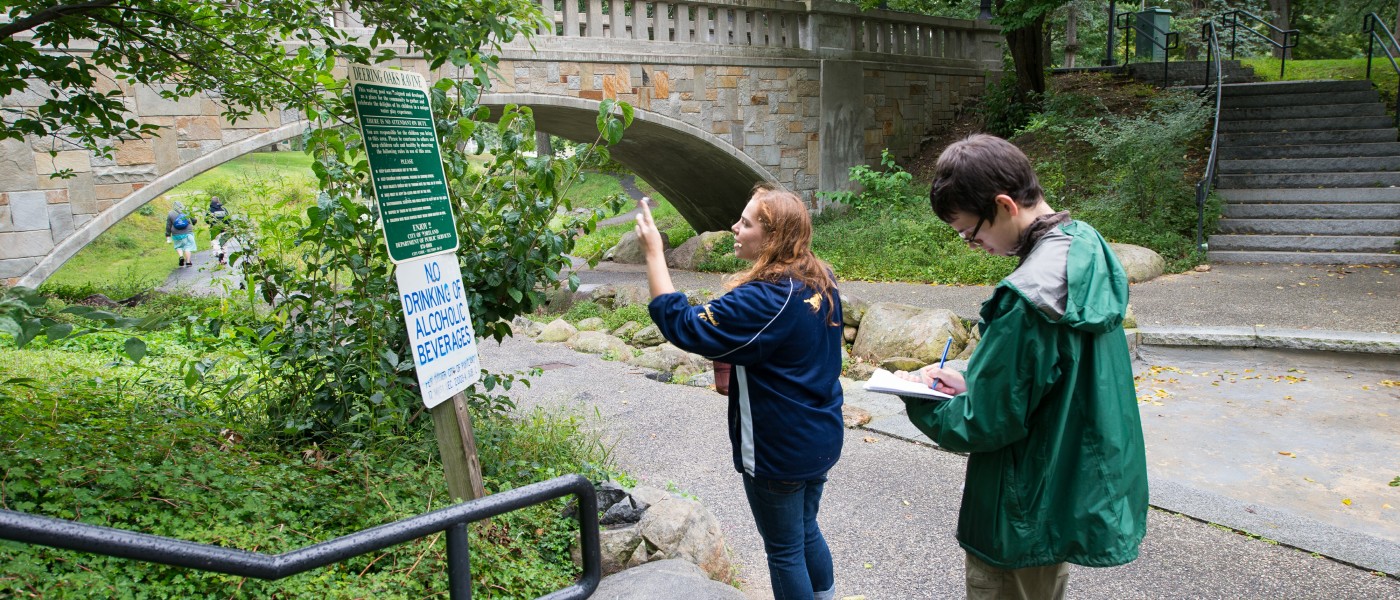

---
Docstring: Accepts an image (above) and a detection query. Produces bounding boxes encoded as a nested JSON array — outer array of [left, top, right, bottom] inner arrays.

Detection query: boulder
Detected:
[[840, 292, 869, 327], [511, 316, 543, 338], [851, 303, 967, 364], [626, 343, 705, 373], [577, 317, 608, 331], [628, 484, 673, 508], [596, 480, 630, 511], [612, 320, 644, 340], [539, 318, 578, 342], [843, 325, 857, 343], [588, 284, 619, 309], [667, 231, 733, 271], [1109, 243, 1165, 283], [607, 230, 670, 264], [567, 331, 634, 358], [592, 559, 745, 600], [590, 526, 644, 576], [954, 324, 981, 360], [601, 497, 647, 526], [842, 405, 872, 428], [879, 356, 926, 372], [637, 494, 732, 582], [539, 285, 575, 313], [684, 288, 718, 306], [630, 324, 667, 347], [613, 284, 652, 308], [846, 361, 877, 381]]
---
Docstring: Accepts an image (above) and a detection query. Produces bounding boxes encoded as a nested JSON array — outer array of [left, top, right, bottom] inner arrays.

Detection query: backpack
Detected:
[[173, 214, 190, 229]]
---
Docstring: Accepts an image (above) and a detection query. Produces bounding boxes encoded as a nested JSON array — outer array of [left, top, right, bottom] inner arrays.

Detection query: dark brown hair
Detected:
[[727, 183, 838, 320], [928, 134, 1043, 225]]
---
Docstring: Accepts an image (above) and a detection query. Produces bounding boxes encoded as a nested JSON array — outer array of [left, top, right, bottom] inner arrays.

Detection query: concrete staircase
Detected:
[[1125, 59, 1259, 87], [1209, 79, 1400, 264]]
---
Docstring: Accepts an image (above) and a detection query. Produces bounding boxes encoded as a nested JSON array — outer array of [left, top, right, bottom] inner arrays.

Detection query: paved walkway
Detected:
[[159, 256, 1400, 596], [522, 260, 1398, 597]]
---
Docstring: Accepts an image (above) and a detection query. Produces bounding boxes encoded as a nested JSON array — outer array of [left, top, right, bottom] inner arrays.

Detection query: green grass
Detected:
[[0, 307, 619, 598], [1242, 57, 1399, 111], [182, 150, 315, 190], [570, 181, 696, 261], [46, 151, 320, 294], [559, 171, 628, 215], [812, 203, 1018, 284], [45, 196, 179, 294]]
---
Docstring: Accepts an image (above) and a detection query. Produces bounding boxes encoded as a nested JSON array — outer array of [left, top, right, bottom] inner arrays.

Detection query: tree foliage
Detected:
[[3, 0, 634, 440], [1, 0, 541, 165]]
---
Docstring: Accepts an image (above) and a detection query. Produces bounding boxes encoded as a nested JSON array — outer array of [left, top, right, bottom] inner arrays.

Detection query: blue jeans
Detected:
[[741, 473, 834, 600]]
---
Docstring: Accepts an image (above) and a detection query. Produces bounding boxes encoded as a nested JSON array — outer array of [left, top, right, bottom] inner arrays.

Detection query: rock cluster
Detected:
[[570, 482, 733, 583]]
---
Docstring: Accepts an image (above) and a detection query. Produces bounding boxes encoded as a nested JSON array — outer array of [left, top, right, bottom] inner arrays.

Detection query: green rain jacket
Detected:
[[904, 220, 1148, 570]]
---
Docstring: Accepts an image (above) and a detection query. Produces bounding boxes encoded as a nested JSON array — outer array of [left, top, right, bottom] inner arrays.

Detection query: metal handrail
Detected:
[[1115, 11, 1180, 84], [0, 474, 601, 600], [1220, 9, 1298, 79], [1363, 13, 1400, 128], [1195, 20, 1225, 253]]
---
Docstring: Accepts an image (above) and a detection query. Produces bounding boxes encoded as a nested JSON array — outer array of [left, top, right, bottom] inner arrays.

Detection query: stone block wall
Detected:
[[494, 57, 826, 200], [861, 69, 985, 162], [0, 69, 286, 283]]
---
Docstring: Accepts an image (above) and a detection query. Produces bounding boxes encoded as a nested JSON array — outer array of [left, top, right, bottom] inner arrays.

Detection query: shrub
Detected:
[[818, 149, 919, 211], [696, 235, 747, 273]]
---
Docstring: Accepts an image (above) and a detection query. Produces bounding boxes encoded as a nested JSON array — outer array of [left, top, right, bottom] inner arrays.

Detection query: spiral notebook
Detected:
[[862, 368, 954, 401]]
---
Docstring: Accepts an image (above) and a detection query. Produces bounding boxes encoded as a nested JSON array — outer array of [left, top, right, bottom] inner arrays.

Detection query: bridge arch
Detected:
[[484, 93, 772, 232], [4, 0, 1000, 286], [17, 122, 308, 288]]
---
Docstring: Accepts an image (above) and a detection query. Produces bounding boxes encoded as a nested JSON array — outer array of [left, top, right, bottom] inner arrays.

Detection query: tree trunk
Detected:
[[1064, 3, 1079, 69], [1006, 13, 1050, 101], [1268, 0, 1290, 59]]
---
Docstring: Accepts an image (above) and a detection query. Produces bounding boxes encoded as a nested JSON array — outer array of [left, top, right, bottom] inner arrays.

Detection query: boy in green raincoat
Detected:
[[895, 134, 1148, 600]]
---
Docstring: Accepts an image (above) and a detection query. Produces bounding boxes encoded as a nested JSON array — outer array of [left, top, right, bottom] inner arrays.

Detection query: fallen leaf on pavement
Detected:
[[862, 436, 878, 443], [1278, 451, 1296, 458], [1342, 498, 1352, 506]]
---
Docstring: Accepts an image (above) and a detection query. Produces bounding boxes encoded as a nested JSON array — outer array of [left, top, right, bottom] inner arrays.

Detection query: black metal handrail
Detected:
[[1220, 9, 1298, 79], [1195, 20, 1225, 253], [0, 474, 601, 600], [1363, 13, 1400, 127], [1116, 10, 1180, 84]]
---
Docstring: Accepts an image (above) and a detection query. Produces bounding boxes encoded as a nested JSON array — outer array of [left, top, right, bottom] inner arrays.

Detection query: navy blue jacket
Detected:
[[649, 277, 845, 480]]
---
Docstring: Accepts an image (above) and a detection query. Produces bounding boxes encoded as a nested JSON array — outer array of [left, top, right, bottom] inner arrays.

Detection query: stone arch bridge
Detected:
[[2, 0, 1000, 286]]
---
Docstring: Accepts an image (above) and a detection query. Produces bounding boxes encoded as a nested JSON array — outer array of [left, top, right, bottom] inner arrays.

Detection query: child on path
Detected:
[[634, 184, 845, 600], [165, 201, 198, 268], [208, 196, 228, 265], [895, 134, 1148, 600]]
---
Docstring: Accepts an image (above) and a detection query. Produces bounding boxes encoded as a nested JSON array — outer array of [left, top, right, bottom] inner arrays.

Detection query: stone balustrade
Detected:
[[329, 0, 995, 61]]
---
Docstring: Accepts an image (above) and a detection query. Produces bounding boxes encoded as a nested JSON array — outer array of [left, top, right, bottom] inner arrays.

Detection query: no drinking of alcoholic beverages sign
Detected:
[[349, 65, 459, 263]]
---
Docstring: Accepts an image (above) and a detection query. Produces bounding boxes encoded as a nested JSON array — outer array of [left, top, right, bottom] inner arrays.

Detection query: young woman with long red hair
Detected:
[[634, 183, 845, 600]]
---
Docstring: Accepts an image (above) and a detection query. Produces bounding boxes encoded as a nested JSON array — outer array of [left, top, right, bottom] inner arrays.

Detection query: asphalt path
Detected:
[[485, 335, 1400, 599], [158, 254, 1400, 597]]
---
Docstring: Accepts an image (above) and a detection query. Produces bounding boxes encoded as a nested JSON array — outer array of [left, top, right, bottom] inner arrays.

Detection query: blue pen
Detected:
[[930, 337, 953, 391]]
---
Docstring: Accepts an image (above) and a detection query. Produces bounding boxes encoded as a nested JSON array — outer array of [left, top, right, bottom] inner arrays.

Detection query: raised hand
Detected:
[[633, 196, 663, 258]]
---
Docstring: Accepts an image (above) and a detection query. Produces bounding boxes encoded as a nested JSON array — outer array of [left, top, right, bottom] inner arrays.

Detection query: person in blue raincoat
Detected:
[[633, 183, 845, 600]]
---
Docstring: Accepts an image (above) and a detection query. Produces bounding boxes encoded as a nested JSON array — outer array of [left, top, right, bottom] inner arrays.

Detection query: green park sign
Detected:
[[349, 65, 459, 263]]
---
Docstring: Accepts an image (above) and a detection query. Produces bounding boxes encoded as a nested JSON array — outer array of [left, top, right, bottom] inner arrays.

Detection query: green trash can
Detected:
[[1135, 7, 1173, 61]]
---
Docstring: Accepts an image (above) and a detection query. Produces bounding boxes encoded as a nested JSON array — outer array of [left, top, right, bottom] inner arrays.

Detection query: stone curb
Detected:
[[1149, 478, 1400, 577], [1127, 326, 1400, 355]]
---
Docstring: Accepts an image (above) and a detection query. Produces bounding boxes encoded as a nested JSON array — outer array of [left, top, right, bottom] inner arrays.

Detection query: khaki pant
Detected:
[[965, 552, 1068, 600]]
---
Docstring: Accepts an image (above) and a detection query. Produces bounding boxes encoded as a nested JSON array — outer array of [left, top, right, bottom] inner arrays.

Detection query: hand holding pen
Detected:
[[929, 337, 952, 390]]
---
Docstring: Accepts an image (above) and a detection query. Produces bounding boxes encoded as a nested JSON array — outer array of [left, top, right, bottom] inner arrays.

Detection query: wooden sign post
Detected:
[[350, 64, 485, 502]]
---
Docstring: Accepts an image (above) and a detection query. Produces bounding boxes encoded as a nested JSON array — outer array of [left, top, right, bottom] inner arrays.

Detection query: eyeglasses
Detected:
[[958, 217, 986, 247]]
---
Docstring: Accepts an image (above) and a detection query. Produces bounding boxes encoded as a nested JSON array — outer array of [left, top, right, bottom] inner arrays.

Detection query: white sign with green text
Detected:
[[396, 253, 480, 408]]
